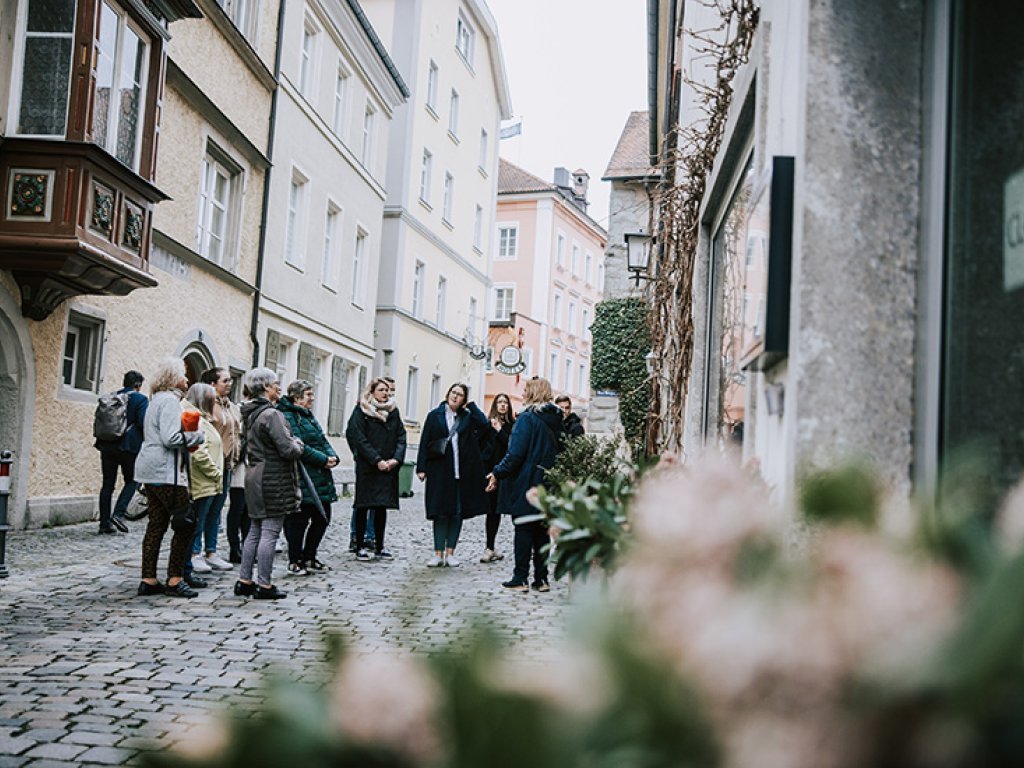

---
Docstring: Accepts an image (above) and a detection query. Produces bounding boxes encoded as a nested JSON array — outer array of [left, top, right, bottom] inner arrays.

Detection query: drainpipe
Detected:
[[646, 0, 660, 166], [250, 0, 288, 366]]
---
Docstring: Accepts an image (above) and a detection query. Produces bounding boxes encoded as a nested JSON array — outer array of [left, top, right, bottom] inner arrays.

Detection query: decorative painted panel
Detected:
[[90, 182, 114, 237], [122, 201, 143, 251], [7, 169, 54, 219]]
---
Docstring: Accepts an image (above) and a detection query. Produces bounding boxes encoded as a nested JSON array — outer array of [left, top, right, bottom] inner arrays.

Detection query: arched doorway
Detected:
[[0, 284, 35, 528], [183, 345, 214, 386]]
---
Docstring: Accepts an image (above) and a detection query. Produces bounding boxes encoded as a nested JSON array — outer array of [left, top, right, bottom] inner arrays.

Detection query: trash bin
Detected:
[[399, 461, 415, 497]]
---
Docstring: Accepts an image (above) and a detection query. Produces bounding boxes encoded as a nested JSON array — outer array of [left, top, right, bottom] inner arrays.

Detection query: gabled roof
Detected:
[[498, 158, 555, 195], [603, 111, 660, 181]]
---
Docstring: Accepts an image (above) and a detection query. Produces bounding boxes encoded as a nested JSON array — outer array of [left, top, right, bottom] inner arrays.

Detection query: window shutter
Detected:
[[298, 342, 316, 383], [265, 329, 280, 373], [327, 356, 347, 436]]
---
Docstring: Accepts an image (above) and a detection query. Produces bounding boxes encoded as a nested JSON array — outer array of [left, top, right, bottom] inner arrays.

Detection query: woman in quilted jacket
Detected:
[[278, 379, 339, 575], [183, 383, 225, 576]]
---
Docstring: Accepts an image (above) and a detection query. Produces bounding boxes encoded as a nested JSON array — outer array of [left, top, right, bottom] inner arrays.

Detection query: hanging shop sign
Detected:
[[495, 344, 526, 375]]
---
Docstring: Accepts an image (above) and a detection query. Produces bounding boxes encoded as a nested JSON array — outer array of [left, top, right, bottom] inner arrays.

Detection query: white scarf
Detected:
[[360, 393, 396, 422]]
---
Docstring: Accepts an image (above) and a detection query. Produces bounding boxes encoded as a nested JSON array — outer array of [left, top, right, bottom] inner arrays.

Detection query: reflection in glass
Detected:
[[116, 26, 146, 166], [18, 0, 75, 136]]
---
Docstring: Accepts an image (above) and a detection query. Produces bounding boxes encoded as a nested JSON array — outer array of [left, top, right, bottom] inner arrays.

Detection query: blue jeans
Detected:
[[190, 495, 218, 556], [349, 507, 375, 539]]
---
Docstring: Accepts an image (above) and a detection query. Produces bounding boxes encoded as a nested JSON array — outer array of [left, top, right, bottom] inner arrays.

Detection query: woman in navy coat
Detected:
[[486, 377, 562, 592], [416, 382, 493, 567]]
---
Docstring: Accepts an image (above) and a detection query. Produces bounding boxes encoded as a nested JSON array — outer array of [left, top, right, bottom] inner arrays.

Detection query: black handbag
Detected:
[[426, 435, 450, 459], [169, 444, 198, 532]]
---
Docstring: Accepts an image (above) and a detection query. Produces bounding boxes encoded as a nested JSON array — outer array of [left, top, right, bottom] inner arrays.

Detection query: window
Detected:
[[327, 356, 349, 436], [468, 296, 478, 337], [565, 357, 573, 394], [285, 170, 308, 269], [442, 173, 454, 223], [406, 367, 419, 419], [582, 307, 590, 340], [479, 128, 489, 171], [420, 149, 433, 204], [332, 65, 349, 136], [264, 329, 290, 380], [436, 276, 447, 328], [15, 0, 75, 137], [579, 363, 587, 395], [493, 286, 514, 322], [448, 89, 460, 137], [426, 60, 439, 112], [497, 225, 518, 259], [523, 348, 534, 378], [62, 311, 104, 392], [598, 261, 605, 290], [352, 228, 367, 304], [412, 260, 425, 317], [218, 0, 257, 39], [455, 12, 475, 67], [430, 373, 442, 406], [552, 293, 562, 328], [571, 244, 580, 275], [556, 233, 566, 266], [92, 1, 149, 169], [299, 20, 317, 96], [568, 300, 577, 335], [585, 251, 593, 283], [321, 203, 340, 289], [473, 205, 483, 250], [550, 352, 558, 388], [361, 102, 376, 168], [196, 146, 241, 268]]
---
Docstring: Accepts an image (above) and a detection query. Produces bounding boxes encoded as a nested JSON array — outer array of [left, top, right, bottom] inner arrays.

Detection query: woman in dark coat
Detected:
[[345, 377, 407, 561], [486, 377, 562, 592], [235, 367, 304, 600], [480, 393, 515, 563], [416, 382, 492, 568], [279, 379, 339, 575]]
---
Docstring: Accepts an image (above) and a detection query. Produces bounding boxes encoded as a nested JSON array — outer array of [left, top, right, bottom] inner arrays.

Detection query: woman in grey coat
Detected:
[[234, 368, 304, 600], [135, 358, 206, 599]]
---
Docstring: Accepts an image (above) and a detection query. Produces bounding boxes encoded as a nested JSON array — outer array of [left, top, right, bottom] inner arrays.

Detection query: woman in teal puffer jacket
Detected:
[[278, 379, 339, 575]]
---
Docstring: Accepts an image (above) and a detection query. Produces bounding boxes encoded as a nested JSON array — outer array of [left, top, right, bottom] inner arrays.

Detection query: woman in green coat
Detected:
[[278, 379, 339, 575]]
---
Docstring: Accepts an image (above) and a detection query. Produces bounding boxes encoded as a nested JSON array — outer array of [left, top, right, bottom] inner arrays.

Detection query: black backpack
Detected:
[[93, 392, 130, 442]]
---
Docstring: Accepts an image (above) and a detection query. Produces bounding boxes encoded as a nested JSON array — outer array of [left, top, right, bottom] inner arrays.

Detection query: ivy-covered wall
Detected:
[[591, 297, 651, 454]]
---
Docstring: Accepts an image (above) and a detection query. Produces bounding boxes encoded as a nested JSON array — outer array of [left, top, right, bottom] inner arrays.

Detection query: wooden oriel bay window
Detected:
[[0, 0, 200, 319]]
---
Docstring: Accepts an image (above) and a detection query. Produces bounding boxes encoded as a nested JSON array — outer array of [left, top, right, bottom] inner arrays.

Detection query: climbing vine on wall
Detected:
[[648, 0, 759, 453], [591, 297, 650, 455]]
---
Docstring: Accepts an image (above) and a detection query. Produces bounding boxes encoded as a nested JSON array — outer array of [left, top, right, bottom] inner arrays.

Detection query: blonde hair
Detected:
[[522, 377, 553, 406], [364, 377, 391, 400], [150, 358, 186, 395]]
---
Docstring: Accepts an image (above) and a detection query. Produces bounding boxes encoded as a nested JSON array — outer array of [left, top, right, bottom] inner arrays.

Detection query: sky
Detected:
[[487, 0, 649, 229]]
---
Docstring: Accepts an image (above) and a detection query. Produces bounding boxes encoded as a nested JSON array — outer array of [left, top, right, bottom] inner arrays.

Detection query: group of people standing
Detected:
[[95, 357, 584, 600]]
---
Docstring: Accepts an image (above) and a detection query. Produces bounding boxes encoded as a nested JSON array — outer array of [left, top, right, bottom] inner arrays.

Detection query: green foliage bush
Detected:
[[590, 298, 650, 455], [544, 434, 621, 490]]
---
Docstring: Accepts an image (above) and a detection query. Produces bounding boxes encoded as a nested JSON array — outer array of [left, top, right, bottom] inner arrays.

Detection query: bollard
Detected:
[[0, 450, 11, 578]]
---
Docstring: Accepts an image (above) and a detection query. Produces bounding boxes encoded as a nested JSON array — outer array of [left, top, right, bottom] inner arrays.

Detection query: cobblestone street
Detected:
[[0, 494, 568, 767]]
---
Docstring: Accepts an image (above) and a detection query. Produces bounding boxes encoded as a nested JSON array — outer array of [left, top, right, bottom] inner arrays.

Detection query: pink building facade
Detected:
[[486, 160, 606, 420]]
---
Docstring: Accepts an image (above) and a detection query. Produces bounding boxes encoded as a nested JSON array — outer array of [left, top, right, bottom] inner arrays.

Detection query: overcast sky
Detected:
[[487, 0, 649, 229]]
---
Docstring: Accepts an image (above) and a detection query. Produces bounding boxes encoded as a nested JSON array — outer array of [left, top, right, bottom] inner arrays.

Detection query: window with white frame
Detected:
[[221, 0, 258, 39], [568, 300, 577, 335], [430, 373, 442, 407], [493, 286, 514, 322], [332, 64, 349, 136], [62, 311, 105, 392], [565, 357, 573, 394], [299, 19, 318, 96], [598, 261, 605, 290], [448, 89, 460, 137], [455, 11, 475, 67], [497, 225, 518, 259], [473, 205, 483, 250], [196, 145, 241, 268], [479, 128, 489, 171], [284, 170, 308, 269], [442, 172, 454, 223], [571, 243, 580, 275], [436, 275, 447, 329], [361, 102, 376, 168], [550, 352, 559, 388], [412, 260, 425, 317], [14, 0, 76, 137], [585, 251, 593, 283], [264, 329, 292, 380], [579, 363, 586, 395], [92, 2, 149, 169], [426, 59, 439, 112], [552, 292, 562, 328], [321, 203, 340, 290], [523, 347, 534, 378], [352, 227, 367, 305], [420, 149, 433, 203], [406, 367, 419, 419], [556, 233, 566, 266], [582, 307, 590, 339]]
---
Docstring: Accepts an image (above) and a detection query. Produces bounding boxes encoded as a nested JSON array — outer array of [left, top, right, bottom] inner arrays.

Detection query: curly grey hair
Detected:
[[149, 358, 186, 395], [244, 367, 278, 397], [286, 379, 314, 400]]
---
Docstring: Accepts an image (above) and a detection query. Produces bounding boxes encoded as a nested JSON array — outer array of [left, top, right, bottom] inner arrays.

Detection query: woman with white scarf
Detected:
[[345, 377, 407, 561]]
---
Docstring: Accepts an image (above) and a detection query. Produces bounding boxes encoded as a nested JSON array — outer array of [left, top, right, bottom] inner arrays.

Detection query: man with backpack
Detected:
[[94, 370, 149, 534]]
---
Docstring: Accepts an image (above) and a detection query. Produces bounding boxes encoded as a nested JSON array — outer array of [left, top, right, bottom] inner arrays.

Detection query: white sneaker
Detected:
[[445, 554, 461, 568], [479, 549, 494, 563], [190, 555, 213, 573], [274, 539, 284, 553], [205, 553, 234, 570], [426, 555, 444, 568]]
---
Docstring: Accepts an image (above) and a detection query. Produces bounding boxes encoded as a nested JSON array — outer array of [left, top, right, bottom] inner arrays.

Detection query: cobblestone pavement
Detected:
[[0, 494, 569, 767]]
